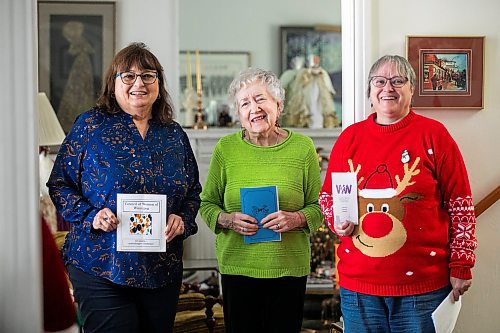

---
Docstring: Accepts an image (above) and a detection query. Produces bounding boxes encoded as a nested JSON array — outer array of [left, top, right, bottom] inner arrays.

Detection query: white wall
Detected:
[[114, 0, 179, 111], [179, 0, 341, 74], [371, 0, 500, 331]]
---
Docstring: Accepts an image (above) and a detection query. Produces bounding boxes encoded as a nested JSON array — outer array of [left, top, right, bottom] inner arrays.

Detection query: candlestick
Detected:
[[186, 51, 192, 89], [193, 49, 206, 129], [195, 49, 201, 94], [193, 90, 207, 130]]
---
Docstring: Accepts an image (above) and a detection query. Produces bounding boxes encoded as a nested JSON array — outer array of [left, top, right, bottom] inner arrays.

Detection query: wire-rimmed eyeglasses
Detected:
[[115, 71, 158, 85], [370, 76, 408, 88]]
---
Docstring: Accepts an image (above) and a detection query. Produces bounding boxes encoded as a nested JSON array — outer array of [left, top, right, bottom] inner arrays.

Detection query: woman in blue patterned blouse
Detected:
[[47, 42, 202, 333]]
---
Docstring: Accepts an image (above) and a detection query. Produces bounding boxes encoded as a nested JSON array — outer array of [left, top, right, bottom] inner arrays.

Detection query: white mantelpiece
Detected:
[[185, 127, 342, 139]]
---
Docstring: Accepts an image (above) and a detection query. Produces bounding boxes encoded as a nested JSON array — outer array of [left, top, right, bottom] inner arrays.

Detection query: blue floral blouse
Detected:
[[48, 108, 201, 288]]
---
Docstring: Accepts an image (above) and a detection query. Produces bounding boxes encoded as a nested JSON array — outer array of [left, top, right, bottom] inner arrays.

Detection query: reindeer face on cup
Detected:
[[348, 158, 422, 257]]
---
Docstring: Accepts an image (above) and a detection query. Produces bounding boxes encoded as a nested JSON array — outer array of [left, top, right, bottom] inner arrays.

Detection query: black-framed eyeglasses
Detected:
[[115, 71, 158, 85], [370, 76, 408, 88]]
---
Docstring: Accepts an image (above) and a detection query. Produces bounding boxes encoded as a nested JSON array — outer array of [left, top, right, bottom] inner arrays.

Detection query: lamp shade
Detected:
[[38, 92, 66, 146]]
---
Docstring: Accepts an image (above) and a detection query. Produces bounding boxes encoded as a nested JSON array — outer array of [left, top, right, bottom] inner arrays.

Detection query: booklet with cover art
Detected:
[[240, 185, 281, 244], [116, 193, 167, 252]]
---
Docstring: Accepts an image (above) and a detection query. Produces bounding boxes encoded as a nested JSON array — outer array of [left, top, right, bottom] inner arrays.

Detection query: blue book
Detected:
[[240, 185, 281, 244]]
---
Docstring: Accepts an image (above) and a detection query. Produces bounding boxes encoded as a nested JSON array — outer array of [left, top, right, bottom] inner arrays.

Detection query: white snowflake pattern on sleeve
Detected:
[[447, 196, 477, 263]]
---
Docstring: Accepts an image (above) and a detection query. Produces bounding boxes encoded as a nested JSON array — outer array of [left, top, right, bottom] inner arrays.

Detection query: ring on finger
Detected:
[[276, 223, 281, 230]]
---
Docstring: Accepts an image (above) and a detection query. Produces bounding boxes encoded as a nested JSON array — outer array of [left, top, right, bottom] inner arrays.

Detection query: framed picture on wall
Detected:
[[178, 51, 251, 127], [280, 25, 342, 124], [406, 36, 484, 109], [38, 1, 116, 132]]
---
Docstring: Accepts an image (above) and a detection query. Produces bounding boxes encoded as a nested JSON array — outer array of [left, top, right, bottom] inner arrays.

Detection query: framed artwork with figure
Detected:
[[406, 36, 484, 109], [280, 25, 342, 127], [38, 1, 116, 132]]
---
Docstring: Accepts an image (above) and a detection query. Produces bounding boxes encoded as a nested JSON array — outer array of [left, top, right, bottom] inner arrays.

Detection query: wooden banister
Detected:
[[475, 185, 500, 218]]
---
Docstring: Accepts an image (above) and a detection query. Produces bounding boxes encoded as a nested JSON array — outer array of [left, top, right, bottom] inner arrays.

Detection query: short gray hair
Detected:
[[228, 68, 285, 112], [367, 55, 416, 98]]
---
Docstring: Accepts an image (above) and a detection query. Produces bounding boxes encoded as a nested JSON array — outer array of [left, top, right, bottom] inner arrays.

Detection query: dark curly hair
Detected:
[[96, 42, 174, 125]]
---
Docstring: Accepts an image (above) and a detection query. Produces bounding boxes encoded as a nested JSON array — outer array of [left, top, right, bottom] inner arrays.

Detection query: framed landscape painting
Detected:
[[406, 36, 484, 109]]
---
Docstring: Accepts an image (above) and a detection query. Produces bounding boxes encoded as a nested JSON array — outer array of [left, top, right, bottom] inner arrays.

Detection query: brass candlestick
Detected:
[[193, 91, 207, 130]]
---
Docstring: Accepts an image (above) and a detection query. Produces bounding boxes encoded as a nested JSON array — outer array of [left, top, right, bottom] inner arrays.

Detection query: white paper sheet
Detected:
[[432, 291, 462, 333], [116, 193, 167, 252]]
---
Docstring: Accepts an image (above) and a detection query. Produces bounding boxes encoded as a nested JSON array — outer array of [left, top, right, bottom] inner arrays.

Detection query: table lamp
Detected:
[[38, 92, 66, 232], [39, 92, 66, 148]]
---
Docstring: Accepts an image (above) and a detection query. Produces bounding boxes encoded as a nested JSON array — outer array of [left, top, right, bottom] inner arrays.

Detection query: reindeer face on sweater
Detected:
[[349, 159, 422, 257]]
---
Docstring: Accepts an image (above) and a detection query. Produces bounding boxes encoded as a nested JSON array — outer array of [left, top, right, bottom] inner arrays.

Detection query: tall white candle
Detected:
[[186, 51, 192, 89], [195, 49, 201, 94]]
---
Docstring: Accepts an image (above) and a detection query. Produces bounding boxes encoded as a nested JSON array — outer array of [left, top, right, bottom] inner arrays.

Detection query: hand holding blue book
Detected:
[[240, 185, 281, 244]]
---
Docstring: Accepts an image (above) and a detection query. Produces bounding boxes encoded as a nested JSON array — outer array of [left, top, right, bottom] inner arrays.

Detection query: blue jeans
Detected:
[[68, 265, 181, 333], [340, 286, 452, 333]]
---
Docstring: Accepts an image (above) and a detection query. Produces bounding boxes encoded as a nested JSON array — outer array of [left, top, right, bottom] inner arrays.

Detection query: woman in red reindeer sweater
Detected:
[[320, 55, 477, 333]]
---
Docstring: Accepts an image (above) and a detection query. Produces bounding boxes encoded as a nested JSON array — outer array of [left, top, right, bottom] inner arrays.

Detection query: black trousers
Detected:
[[221, 274, 307, 333], [68, 265, 181, 333]]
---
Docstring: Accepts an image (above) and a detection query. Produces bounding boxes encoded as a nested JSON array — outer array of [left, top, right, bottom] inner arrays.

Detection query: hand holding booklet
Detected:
[[240, 185, 281, 244], [331, 172, 359, 225]]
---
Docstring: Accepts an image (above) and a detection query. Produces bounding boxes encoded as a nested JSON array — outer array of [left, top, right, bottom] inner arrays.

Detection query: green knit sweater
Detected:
[[200, 129, 322, 278]]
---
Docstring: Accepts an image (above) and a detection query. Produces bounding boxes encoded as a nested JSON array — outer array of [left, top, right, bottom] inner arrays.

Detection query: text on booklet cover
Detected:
[[240, 185, 281, 244], [331, 172, 359, 225]]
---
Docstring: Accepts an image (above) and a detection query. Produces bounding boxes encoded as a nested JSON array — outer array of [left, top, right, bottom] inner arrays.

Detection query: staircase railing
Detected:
[[475, 185, 500, 217]]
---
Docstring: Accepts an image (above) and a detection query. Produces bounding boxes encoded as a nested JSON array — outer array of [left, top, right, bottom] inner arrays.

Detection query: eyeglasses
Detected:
[[115, 71, 158, 85], [370, 76, 408, 88]]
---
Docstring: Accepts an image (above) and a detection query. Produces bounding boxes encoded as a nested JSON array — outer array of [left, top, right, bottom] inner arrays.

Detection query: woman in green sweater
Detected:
[[200, 68, 323, 333]]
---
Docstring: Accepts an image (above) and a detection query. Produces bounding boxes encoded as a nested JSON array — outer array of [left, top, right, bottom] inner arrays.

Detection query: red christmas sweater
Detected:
[[319, 110, 477, 296]]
